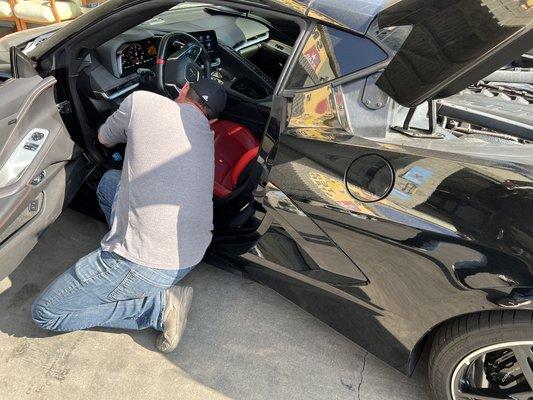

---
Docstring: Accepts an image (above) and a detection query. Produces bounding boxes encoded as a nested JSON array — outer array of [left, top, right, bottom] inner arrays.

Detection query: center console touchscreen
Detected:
[[190, 30, 220, 62]]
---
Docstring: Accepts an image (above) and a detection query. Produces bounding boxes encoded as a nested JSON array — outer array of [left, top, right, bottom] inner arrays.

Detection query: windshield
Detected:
[[0, 2, 224, 63]]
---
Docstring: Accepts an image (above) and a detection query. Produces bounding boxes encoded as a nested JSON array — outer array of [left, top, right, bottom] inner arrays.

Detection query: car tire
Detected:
[[428, 310, 533, 400]]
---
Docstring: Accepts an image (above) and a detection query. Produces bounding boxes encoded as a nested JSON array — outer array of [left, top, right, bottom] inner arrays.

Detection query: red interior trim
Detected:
[[231, 147, 259, 188], [214, 181, 232, 197]]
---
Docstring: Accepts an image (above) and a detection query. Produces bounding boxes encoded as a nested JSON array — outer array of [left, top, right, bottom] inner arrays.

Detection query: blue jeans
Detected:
[[31, 170, 192, 332]]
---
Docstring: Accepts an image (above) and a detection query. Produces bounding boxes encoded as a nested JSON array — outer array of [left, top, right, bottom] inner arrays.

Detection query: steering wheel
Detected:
[[155, 32, 212, 98]]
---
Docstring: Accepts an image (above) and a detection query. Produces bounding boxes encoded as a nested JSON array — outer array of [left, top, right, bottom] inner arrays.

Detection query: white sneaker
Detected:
[[156, 286, 193, 353]]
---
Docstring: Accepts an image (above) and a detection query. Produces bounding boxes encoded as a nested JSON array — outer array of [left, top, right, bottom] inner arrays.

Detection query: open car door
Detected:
[[0, 47, 85, 280]]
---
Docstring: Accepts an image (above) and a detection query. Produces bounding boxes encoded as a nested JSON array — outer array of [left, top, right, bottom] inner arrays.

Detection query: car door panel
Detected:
[[0, 75, 83, 280], [233, 68, 533, 373]]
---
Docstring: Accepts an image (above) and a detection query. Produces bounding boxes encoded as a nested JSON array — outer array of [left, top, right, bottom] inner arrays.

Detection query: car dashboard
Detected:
[[116, 30, 221, 77], [76, 7, 292, 141], [86, 20, 278, 103]]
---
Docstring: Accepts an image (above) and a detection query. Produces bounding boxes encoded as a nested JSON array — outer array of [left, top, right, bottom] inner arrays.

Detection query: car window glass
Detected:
[[369, 23, 412, 54], [286, 25, 387, 89]]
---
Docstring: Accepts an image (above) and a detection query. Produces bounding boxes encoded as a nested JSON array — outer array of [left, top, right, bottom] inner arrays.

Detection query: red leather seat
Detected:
[[212, 120, 259, 198]]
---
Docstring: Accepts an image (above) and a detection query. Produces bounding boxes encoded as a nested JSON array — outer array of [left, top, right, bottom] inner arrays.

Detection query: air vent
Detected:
[[234, 32, 269, 52]]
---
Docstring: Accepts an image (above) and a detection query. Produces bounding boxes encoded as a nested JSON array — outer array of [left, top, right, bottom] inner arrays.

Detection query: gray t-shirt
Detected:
[[98, 91, 214, 269]]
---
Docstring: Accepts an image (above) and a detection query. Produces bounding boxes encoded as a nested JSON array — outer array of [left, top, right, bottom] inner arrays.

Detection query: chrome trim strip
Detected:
[[164, 83, 181, 93]]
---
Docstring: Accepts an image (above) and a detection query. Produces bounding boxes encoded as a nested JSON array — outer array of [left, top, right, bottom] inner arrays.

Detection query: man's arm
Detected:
[[98, 94, 133, 147]]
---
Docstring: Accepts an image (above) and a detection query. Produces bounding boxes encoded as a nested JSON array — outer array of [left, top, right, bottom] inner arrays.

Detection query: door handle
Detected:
[[0, 128, 49, 188]]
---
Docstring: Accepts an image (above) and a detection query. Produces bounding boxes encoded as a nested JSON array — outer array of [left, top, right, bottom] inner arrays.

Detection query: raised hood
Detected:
[[375, 0, 533, 107]]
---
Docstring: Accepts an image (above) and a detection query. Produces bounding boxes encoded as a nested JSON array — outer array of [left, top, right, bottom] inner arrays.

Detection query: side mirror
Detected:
[[10, 46, 38, 79]]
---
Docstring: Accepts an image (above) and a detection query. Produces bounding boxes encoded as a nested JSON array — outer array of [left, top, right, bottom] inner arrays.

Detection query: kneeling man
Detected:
[[32, 79, 226, 352]]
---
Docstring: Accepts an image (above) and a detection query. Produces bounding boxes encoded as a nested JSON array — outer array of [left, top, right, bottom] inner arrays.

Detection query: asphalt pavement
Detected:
[[0, 209, 430, 400]]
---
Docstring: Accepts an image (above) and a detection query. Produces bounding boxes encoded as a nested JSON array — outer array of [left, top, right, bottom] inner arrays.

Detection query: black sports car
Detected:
[[1, 1, 533, 399]]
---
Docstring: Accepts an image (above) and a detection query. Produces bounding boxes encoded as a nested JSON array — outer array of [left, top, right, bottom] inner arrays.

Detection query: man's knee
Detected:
[[31, 298, 63, 331]]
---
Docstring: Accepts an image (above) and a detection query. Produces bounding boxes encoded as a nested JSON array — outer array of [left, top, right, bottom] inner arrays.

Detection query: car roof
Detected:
[[253, 0, 386, 33]]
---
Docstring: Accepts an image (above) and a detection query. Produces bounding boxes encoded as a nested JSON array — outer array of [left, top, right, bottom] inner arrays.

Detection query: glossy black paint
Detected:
[[24, 0, 533, 378], [376, 0, 533, 106], [221, 121, 533, 373], [211, 3, 533, 375]]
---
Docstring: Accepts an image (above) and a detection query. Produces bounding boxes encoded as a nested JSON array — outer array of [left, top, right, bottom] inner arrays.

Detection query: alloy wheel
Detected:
[[451, 341, 533, 400]]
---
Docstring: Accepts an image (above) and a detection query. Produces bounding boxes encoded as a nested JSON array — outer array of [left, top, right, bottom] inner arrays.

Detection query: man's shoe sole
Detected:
[[157, 286, 193, 353]]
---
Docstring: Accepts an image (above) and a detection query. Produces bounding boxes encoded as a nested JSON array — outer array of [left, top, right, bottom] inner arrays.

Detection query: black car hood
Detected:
[[375, 0, 533, 107]]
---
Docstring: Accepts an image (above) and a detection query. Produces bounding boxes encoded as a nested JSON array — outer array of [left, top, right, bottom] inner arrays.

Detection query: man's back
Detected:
[[100, 90, 214, 269]]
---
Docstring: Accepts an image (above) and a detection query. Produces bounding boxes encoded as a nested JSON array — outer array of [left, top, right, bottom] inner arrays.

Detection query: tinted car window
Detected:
[[286, 25, 387, 89]]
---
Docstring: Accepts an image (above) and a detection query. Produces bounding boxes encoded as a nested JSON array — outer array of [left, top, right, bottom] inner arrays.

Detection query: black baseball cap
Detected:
[[189, 78, 227, 118]]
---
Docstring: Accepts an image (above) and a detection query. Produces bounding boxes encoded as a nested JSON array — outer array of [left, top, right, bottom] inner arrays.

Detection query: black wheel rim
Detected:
[[451, 342, 533, 400]]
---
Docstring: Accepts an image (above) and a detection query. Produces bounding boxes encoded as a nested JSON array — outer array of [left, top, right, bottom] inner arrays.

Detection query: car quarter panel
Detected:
[[235, 70, 533, 373]]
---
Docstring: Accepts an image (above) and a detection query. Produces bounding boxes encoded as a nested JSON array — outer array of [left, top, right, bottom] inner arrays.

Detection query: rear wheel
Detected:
[[428, 311, 533, 400]]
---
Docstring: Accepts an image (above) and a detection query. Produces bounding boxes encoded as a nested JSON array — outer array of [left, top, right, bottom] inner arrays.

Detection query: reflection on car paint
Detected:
[[246, 72, 533, 369], [251, 183, 369, 287], [376, 0, 533, 106], [288, 85, 347, 129], [308, 170, 372, 213], [401, 166, 431, 186]]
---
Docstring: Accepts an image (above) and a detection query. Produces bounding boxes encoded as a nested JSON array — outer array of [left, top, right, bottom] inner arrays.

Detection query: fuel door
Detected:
[[344, 154, 395, 202]]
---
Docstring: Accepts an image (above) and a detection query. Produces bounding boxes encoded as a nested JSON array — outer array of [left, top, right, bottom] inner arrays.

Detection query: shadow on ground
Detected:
[[0, 209, 429, 400]]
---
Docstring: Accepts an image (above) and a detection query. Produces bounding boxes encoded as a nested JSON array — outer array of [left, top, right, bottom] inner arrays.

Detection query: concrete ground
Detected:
[[0, 209, 430, 400]]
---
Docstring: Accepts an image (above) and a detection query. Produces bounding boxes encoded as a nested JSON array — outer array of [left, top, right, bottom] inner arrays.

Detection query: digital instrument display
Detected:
[[119, 38, 159, 76], [146, 44, 157, 56]]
